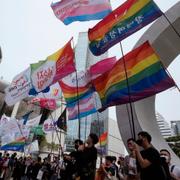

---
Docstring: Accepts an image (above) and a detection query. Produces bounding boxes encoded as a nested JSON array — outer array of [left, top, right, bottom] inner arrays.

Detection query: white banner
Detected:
[[0, 118, 24, 145], [26, 115, 41, 128], [61, 70, 91, 87], [5, 68, 32, 106], [1, 134, 16, 146], [0, 114, 10, 126], [43, 119, 56, 133], [37, 82, 62, 99], [0, 118, 20, 137], [31, 61, 56, 92]]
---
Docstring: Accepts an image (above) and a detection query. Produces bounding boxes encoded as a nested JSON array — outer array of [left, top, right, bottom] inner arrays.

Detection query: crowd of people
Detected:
[[0, 131, 179, 180]]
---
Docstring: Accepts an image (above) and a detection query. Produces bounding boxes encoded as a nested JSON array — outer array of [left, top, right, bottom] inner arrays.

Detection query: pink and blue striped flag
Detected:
[[51, 0, 112, 25], [67, 93, 97, 120]]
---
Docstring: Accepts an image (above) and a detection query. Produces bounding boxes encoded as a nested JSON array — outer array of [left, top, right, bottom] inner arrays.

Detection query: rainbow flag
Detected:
[[59, 71, 94, 104], [99, 132, 108, 146], [0, 137, 25, 151], [93, 41, 175, 111], [31, 39, 75, 92], [88, 0, 163, 56], [67, 93, 97, 120], [51, 0, 112, 25]]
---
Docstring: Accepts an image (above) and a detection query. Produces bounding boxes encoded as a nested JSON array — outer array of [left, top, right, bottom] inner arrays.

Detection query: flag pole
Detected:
[[59, 95, 63, 157], [96, 108, 103, 164], [71, 38, 81, 140], [162, 13, 180, 39], [158, 60, 180, 93], [89, 70, 103, 163], [119, 41, 136, 140], [84, 116, 87, 140], [93, 93, 103, 164], [75, 71, 81, 140]]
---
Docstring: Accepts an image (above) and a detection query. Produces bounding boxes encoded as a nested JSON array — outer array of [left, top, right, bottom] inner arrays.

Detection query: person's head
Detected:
[[87, 133, 98, 147], [74, 139, 83, 150], [105, 156, 113, 166], [111, 156, 117, 163], [127, 138, 135, 151], [160, 149, 171, 164], [6, 153, 9, 158], [136, 131, 152, 148], [37, 157, 41, 163]]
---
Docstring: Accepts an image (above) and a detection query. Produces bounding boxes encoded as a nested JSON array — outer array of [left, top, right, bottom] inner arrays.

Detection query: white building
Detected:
[[171, 120, 180, 136], [108, 118, 125, 157], [156, 112, 172, 138]]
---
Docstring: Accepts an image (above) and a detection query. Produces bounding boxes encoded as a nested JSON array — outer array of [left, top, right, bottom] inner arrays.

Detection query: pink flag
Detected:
[[29, 98, 61, 110], [89, 57, 116, 79], [51, 0, 112, 25]]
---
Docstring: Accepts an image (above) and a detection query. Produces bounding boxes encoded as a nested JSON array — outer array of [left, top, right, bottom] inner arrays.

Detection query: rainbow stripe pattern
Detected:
[[88, 0, 163, 55], [51, 0, 112, 25], [0, 137, 25, 151], [59, 71, 94, 104], [99, 132, 108, 146], [60, 80, 93, 104], [93, 41, 175, 112]]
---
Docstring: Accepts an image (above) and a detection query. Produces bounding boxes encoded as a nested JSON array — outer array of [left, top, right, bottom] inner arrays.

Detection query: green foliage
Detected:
[[166, 135, 180, 158], [166, 135, 180, 142], [38, 136, 59, 151]]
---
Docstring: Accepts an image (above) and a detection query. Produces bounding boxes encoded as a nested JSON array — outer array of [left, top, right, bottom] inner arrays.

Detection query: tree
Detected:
[[166, 136, 180, 158]]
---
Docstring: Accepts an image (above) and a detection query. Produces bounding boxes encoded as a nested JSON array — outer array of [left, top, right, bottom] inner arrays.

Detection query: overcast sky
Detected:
[[0, 0, 179, 122]]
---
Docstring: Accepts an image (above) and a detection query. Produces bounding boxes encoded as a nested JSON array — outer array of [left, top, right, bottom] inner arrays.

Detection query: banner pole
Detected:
[[71, 38, 81, 140], [119, 41, 136, 140]]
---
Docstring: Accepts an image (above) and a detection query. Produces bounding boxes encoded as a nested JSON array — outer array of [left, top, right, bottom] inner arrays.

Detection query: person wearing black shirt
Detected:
[[78, 133, 98, 180], [63, 139, 83, 180], [133, 131, 167, 180]]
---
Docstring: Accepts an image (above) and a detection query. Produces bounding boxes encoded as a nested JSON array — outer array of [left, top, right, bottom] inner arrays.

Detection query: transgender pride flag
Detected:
[[67, 93, 97, 120], [51, 0, 112, 25]]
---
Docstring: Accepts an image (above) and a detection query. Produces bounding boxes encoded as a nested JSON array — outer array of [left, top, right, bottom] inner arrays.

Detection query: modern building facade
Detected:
[[108, 118, 125, 156], [156, 112, 172, 138], [171, 120, 180, 136]]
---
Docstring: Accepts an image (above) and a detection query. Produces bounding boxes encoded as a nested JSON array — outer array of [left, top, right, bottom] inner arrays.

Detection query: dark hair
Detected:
[[160, 149, 170, 156], [38, 157, 41, 162], [105, 156, 113, 162], [89, 133, 99, 144], [127, 138, 135, 143], [74, 139, 83, 145], [111, 156, 117, 162], [138, 131, 152, 143]]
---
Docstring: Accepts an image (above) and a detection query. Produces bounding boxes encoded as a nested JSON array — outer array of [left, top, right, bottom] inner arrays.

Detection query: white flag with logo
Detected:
[[5, 68, 32, 106], [43, 119, 56, 133]]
